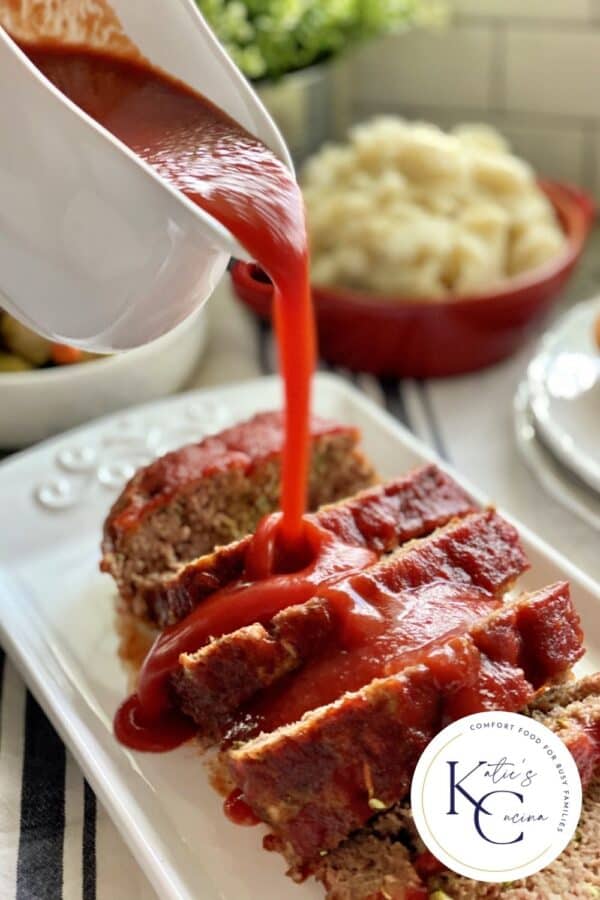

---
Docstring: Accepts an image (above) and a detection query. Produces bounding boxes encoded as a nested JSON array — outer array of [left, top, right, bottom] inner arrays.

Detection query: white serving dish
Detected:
[[0, 373, 598, 900], [527, 296, 600, 494], [0, 310, 206, 448]]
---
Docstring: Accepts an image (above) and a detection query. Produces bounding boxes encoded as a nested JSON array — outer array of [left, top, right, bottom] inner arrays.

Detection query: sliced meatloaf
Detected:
[[172, 510, 526, 743], [315, 817, 427, 900], [527, 670, 600, 713], [429, 777, 600, 900], [226, 583, 583, 870], [101, 411, 377, 618], [527, 671, 600, 786], [173, 599, 335, 745], [140, 463, 476, 627], [315, 674, 600, 900]]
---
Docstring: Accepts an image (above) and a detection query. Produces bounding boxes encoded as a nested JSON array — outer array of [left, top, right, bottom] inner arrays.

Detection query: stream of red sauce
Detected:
[[26, 44, 315, 550], [114, 514, 376, 749], [27, 46, 488, 777], [23, 45, 328, 753]]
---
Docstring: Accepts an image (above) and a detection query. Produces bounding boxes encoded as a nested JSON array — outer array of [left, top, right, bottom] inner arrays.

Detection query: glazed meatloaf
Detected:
[[101, 411, 377, 618], [143, 463, 476, 627], [172, 510, 527, 744], [315, 674, 600, 900], [104, 430, 590, 897], [225, 582, 583, 870]]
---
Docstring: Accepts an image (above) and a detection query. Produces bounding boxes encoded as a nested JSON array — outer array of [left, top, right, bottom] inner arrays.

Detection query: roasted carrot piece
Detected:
[[51, 343, 83, 365]]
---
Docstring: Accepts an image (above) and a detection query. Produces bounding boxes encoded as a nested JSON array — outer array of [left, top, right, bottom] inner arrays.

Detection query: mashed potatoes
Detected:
[[301, 119, 566, 299]]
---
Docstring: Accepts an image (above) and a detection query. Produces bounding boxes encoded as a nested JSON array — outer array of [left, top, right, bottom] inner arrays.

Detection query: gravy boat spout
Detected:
[[0, 0, 292, 350]]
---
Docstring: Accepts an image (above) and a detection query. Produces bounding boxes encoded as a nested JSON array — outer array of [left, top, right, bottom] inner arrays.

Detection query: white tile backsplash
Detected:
[[454, 0, 590, 21], [352, 26, 493, 110], [589, 129, 600, 197], [492, 121, 586, 183], [590, 0, 600, 23], [505, 30, 600, 118], [348, 3, 600, 196]]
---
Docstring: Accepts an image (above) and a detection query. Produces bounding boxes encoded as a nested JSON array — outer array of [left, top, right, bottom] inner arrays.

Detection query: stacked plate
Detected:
[[515, 296, 600, 530]]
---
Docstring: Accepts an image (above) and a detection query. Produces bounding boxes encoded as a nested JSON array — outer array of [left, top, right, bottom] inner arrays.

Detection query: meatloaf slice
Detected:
[[527, 671, 600, 786], [315, 818, 427, 900], [315, 674, 600, 900], [101, 411, 377, 618], [527, 670, 600, 713], [226, 582, 583, 869], [428, 777, 600, 900], [172, 510, 526, 743], [173, 599, 335, 746], [141, 463, 476, 627]]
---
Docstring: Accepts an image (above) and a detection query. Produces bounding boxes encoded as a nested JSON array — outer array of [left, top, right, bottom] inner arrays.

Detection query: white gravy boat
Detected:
[[0, 0, 291, 350]]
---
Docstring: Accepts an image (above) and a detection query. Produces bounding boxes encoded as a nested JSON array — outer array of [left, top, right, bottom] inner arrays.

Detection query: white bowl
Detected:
[[0, 311, 206, 448]]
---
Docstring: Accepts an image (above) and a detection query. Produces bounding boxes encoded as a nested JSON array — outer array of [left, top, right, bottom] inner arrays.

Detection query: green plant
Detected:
[[196, 0, 427, 80]]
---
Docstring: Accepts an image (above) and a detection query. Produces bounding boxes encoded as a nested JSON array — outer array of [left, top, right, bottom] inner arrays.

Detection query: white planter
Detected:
[[256, 58, 351, 163]]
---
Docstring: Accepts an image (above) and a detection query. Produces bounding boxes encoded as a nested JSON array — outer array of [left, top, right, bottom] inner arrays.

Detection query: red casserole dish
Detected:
[[231, 180, 594, 377]]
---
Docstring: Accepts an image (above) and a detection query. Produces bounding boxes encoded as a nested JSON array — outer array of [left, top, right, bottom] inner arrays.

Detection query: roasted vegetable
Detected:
[[0, 312, 100, 372], [0, 351, 33, 372], [0, 313, 51, 365], [50, 343, 84, 365]]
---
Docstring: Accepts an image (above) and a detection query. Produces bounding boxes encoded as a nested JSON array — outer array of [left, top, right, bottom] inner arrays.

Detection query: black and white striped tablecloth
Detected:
[[1, 279, 598, 899]]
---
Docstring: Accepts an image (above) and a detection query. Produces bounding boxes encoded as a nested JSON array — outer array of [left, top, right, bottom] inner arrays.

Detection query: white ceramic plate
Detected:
[[0, 373, 598, 900], [514, 381, 600, 532], [527, 297, 600, 494]]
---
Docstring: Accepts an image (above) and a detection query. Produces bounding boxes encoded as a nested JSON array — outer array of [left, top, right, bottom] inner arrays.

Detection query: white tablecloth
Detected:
[[1, 265, 599, 899]]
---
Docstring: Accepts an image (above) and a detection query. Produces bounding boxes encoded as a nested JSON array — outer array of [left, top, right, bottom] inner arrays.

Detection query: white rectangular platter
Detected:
[[1, 373, 598, 900]]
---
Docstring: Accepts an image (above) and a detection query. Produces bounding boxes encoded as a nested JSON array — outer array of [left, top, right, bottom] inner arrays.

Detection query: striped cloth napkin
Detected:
[[1, 278, 598, 899]]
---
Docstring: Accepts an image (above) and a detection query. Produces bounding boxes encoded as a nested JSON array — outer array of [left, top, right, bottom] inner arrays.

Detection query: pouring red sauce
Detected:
[[115, 515, 377, 749], [29, 45, 473, 762], [25, 44, 314, 550], [23, 44, 329, 751], [236, 580, 501, 737]]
